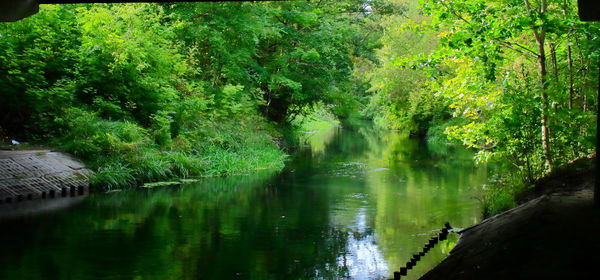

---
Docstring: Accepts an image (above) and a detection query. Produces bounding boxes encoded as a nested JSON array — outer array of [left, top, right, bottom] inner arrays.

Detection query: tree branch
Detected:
[[511, 41, 540, 57], [440, 1, 472, 26], [499, 41, 539, 59]]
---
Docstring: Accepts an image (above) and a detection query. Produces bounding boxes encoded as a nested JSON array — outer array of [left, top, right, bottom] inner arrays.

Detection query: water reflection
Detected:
[[0, 122, 490, 280], [336, 207, 388, 279], [0, 195, 87, 220]]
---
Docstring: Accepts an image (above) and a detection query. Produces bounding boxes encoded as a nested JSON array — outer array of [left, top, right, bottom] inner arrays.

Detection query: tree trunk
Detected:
[[527, 0, 552, 172], [550, 43, 559, 83], [567, 45, 575, 110], [537, 40, 552, 172], [562, 1, 575, 110], [550, 43, 561, 112]]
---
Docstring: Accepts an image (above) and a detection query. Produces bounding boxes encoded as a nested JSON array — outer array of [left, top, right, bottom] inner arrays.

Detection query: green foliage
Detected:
[[163, 0, 379, 123], [366, 0, 448, 136], [3, 3, 382, 188], [58, 106, 285, 189], [0, 1, 384, 188], [424, 0, 597, 178], [76, 4, 185, 124], [0, 5, 80, 137], [364, 0, 598, 214], [479, 175, 530, 218], [480, 185, 517, 218], [92, 162, 136, 190], [367, 0, 598, 178], [149, 111, 174, 147], [292, 103, 340, 132]]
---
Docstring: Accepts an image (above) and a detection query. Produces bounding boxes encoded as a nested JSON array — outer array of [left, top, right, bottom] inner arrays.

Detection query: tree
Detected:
[[364, 0, 598, 181], [416, 0, 598, 176]]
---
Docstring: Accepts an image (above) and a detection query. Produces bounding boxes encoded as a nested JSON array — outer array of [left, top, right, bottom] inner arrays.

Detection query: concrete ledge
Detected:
[[0, 150, 91, 204]]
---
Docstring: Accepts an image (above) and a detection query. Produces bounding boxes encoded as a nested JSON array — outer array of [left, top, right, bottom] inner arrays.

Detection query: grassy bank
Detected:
[[2, 108, 287, 190], [62, 110, 286, 190]]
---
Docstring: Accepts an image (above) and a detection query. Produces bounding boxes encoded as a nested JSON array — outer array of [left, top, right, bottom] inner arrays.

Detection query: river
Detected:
[[0, 122, 491, 280]]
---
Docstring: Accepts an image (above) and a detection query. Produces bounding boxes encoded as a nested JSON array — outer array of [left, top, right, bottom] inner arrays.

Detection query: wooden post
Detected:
[[400, 267, 407, 276], [429, 237, 438, 245]]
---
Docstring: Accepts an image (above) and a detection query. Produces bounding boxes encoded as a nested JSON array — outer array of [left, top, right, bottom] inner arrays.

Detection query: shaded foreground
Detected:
[[420, 158, 598, 280]]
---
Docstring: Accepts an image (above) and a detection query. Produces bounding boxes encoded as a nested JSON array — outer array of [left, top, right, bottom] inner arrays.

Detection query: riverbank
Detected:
[[419, 156, 598, 280], [0, 112, 342, 191], [1, 114, 287, 190]]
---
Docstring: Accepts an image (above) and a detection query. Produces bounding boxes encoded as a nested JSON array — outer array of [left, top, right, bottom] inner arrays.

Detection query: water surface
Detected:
[[0, 123, 490, 279]]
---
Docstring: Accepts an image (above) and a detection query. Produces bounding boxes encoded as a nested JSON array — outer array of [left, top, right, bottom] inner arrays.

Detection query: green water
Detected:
[[0, 123, 490, 280]]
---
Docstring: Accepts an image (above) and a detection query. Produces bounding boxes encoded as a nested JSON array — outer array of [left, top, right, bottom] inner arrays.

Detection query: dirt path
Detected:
[[419, 158, 599, 280]]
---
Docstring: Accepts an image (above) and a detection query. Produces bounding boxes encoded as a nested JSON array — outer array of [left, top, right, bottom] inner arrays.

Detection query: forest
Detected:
[[0, 0, 598, 214], [364, 0, 598, 214], [0, 0, 377, 188]]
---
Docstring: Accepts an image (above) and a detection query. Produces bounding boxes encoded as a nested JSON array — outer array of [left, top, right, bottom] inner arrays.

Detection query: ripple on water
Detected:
[[328, 161, 367, 177], [327, 162, 391, 178]]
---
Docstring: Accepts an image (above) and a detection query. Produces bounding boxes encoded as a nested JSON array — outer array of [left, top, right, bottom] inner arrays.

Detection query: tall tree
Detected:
[[524, 0, 552, 171]]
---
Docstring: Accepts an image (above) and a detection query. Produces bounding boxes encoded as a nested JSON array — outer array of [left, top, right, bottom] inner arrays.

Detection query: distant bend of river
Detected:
[[0, 122, 492, 280]]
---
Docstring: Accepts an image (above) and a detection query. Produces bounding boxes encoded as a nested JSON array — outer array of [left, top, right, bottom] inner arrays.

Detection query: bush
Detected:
[[479, 175, 529, 218], [57, 108, 286, 189]]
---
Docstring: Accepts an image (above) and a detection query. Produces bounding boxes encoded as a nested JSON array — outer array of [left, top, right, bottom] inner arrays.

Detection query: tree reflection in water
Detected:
[[0, 122, 492, 280]]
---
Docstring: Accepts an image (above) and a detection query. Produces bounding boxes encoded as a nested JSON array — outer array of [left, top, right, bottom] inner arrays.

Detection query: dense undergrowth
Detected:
[[363, 0, 598, 216], [478, 175, 526, 218], [65, 108, 286, 189]]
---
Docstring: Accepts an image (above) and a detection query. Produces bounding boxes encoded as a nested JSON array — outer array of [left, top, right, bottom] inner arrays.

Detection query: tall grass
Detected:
[[479, 175, 530, 218], [59, 109, 287, 190]]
